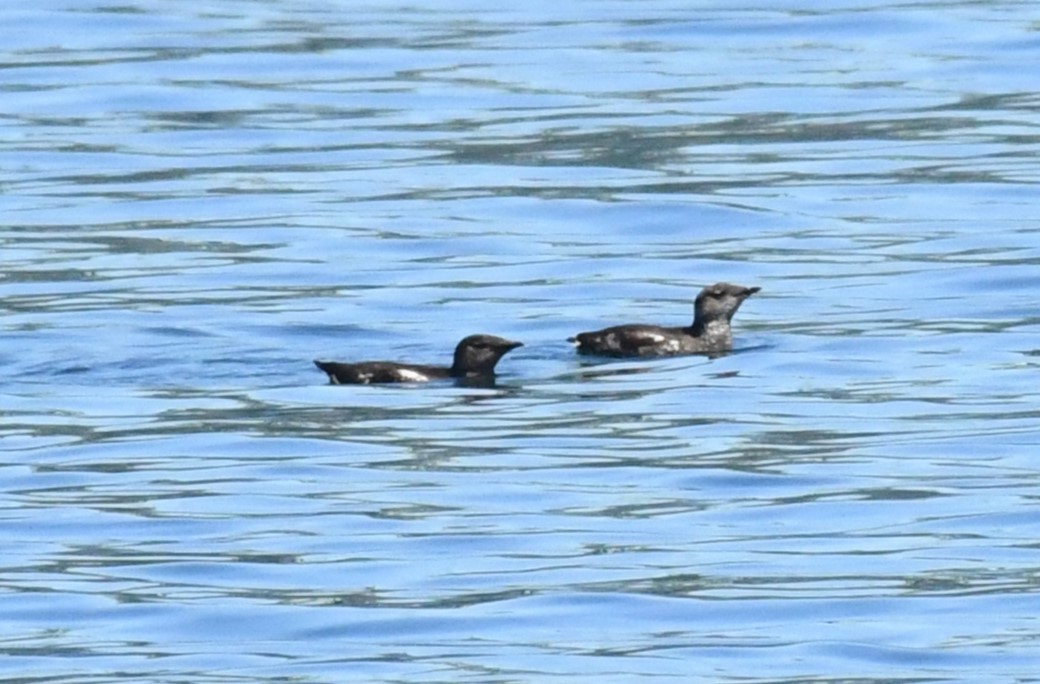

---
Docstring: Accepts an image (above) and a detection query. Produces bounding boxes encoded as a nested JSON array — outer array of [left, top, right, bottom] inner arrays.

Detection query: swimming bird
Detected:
[[569, 282, 760, 357], [314, 334, 523, 384]]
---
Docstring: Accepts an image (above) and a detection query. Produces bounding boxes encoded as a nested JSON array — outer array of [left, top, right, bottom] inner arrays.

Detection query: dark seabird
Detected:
[[314, 334, 523, 384], [569, 282, 760, 357]]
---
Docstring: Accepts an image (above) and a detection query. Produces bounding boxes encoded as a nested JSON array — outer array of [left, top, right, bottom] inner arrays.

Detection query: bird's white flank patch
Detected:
[[395, 369, 430, 383]]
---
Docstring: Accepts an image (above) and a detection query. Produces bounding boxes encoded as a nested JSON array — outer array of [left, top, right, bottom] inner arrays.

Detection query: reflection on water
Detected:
[[4, 1, 1040, 682]]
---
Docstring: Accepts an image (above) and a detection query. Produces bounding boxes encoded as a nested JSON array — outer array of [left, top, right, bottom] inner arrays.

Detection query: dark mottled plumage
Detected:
[[314, 334, 522, 385], [570, 282, 760, 357]]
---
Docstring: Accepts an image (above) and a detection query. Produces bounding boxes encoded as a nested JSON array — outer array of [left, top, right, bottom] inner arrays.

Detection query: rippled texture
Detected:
[[4, 1, 1040, 682]]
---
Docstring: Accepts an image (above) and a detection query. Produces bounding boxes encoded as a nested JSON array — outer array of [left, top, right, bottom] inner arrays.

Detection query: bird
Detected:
[[569, 282, 760, 357], [314, 334, 523, 384]]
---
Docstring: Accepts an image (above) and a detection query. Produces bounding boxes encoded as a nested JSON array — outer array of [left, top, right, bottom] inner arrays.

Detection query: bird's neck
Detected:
[[691, 317, 732, 342]]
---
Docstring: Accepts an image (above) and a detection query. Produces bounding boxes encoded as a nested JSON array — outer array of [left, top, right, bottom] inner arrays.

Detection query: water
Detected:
[[4, 1, 1040, 681]]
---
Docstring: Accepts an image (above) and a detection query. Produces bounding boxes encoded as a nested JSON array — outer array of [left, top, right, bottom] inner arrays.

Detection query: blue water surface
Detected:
[[3, 1, 1040, 682]]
